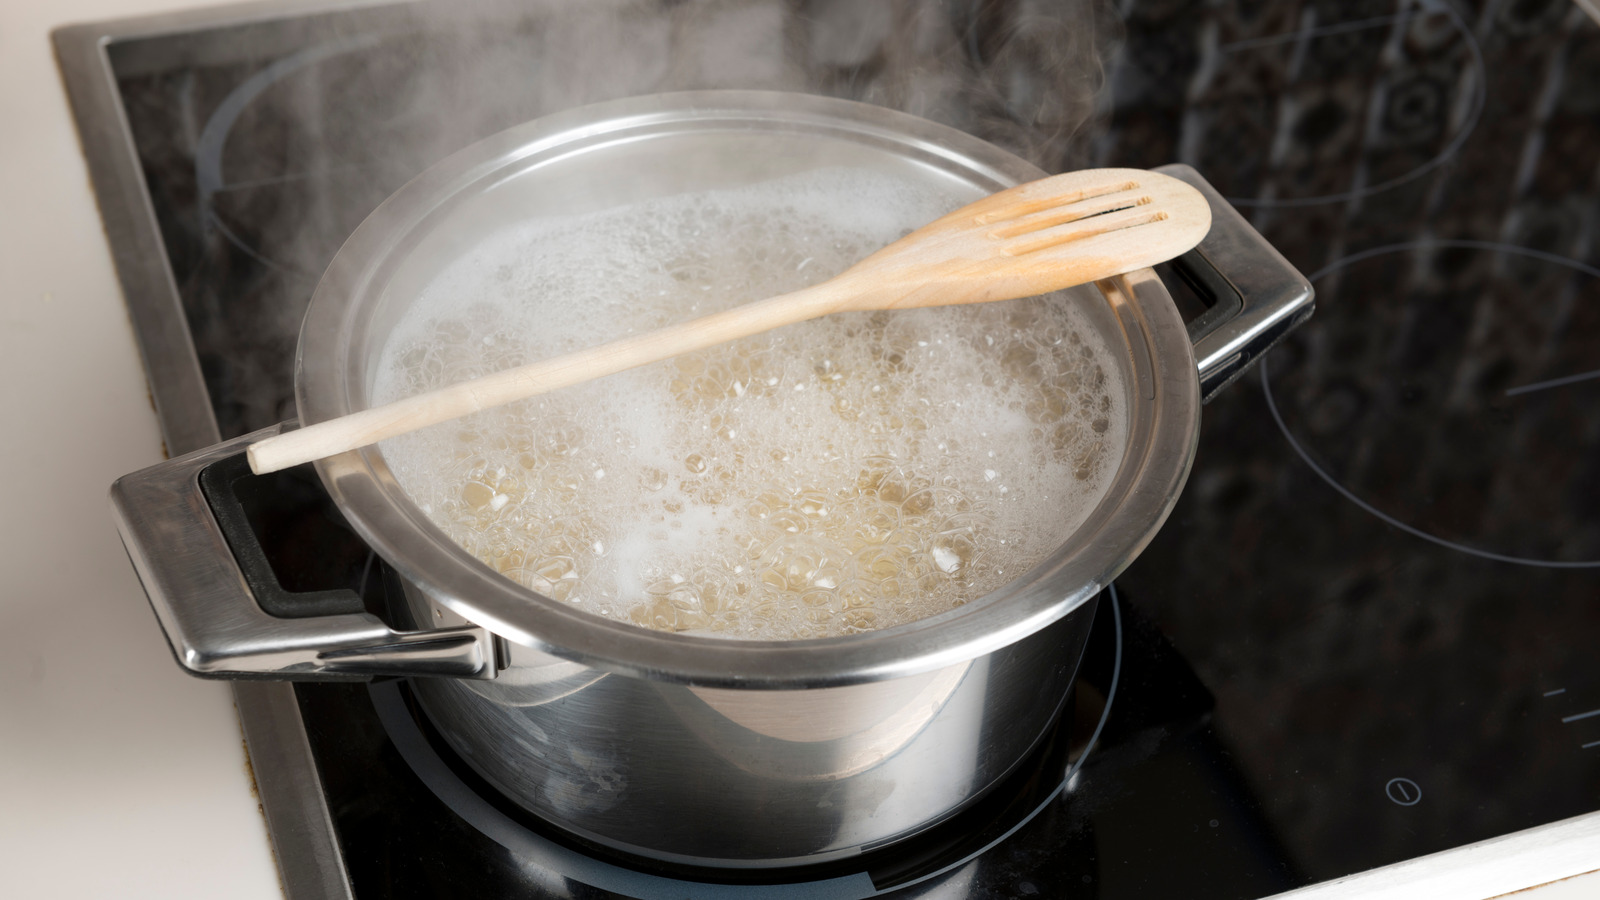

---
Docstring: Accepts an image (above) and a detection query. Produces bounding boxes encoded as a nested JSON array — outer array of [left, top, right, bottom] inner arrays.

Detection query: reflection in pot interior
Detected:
[[373, 167, 1130, 639], [672, 660, 978, 781]]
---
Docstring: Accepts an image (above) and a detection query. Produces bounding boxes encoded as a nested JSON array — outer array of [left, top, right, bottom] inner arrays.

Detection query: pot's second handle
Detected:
[[111, 423, 499, 681], [1153, 164, 1315, 402]]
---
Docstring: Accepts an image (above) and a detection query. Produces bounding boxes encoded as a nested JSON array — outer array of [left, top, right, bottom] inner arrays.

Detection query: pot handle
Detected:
[[1153, 164, 1315, 402], [111, 423, 499, 681]]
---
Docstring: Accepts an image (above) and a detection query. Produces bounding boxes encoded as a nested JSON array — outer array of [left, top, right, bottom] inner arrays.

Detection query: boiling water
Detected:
[[373, 169, 1127, 640]]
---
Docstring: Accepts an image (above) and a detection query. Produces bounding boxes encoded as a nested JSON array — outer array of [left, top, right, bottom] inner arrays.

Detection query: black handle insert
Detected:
[[198, 453, 376, 619]]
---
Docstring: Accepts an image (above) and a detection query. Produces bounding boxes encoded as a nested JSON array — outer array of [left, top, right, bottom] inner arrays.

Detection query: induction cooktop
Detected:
[[57, 0, 1600, 897]]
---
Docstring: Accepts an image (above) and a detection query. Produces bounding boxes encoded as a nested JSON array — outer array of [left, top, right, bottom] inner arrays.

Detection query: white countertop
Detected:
[[0, 0, 279, 896], [0, 0, 1594, 898]]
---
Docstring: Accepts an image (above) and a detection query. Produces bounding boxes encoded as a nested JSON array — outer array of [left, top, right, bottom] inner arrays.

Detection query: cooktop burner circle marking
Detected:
[[194, 37, 383, 277], [1223, 0, 1485, 210], [1504, 368, 1600, 397], [1262, 239, 1600, 569], [371, 587, 1126, 899]]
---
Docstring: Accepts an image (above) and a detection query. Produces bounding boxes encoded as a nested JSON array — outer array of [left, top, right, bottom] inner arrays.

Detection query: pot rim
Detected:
[[298, 90, 1200, 688]]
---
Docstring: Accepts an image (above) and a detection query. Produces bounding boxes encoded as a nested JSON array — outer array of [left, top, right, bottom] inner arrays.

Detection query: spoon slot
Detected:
[[1000, 208, 1171, 257], [974, 179, 1140, 224], [986, 194, 1154, 240]]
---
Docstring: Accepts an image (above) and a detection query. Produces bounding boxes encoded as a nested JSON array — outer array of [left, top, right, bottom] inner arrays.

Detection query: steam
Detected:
[[387, 0, 1125, 171], [189, 0, 1123, 434]]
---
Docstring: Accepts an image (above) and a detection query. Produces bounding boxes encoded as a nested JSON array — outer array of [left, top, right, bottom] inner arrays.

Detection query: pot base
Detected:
[[396, 597, 1097, 870], [377, 670, 1087, 884]]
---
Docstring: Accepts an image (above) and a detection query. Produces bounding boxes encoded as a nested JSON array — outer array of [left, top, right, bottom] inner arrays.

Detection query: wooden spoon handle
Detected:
[[247, 280, 851, 474]]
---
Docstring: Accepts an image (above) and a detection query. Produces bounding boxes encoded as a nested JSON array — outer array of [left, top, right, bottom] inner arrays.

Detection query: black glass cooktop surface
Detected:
[[74, 0, 1600, 896]]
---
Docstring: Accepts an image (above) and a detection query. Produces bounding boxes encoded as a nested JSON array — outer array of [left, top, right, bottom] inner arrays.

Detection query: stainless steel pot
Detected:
[[112, 92, 1311, 868]]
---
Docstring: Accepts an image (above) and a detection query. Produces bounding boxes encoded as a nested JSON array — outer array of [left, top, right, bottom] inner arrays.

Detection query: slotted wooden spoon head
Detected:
[[834, 167, 1212, 311]]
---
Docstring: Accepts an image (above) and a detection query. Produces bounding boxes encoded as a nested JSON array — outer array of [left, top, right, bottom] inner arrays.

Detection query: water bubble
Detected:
[[462, 482, 495, 509], [372, 170, 1128, 640]]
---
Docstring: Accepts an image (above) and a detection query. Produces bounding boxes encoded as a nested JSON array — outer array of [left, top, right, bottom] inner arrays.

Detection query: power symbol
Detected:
[[1386, 777, 1421, 806]]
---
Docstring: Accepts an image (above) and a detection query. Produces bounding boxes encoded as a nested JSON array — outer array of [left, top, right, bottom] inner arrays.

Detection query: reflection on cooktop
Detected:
[[295, 587, 1305, 899]]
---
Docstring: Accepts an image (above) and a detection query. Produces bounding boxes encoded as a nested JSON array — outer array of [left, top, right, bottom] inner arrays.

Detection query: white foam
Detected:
[[372, 168, 1128, 640]]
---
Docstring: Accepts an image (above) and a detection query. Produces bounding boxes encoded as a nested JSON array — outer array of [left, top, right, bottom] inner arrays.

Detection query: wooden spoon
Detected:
[[248, 167, 1210, 475]]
